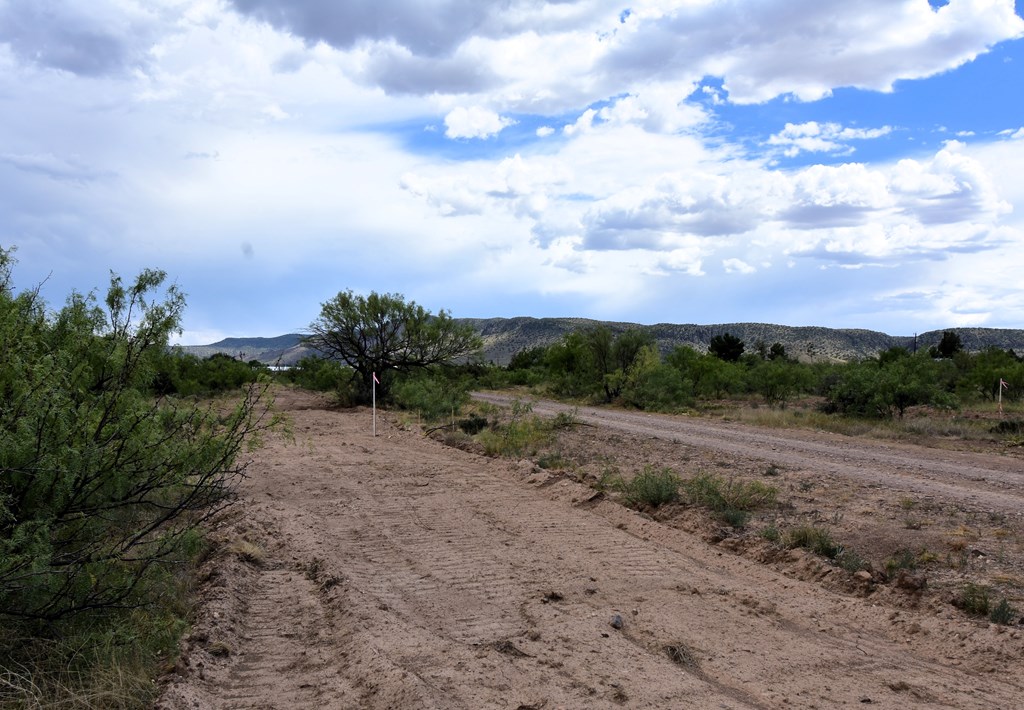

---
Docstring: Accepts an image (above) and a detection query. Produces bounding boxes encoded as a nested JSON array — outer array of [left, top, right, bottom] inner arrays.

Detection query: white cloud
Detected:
[[2, 0, 1023, 338], [262, 103, 289, 120], [226, 0, 1024, 114], [563, 108, 597, 136], [768, 121, 892, 157], [723, 258, 756, 274], [444, 106, 515, 139]]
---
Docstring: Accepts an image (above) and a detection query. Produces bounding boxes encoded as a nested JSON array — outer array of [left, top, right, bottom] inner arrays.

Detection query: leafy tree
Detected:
[[307, 290, 482, 403], [507, 345, 547, 372], [768, 342, 788, 361], [709, 332, 745, 362], [586, 326, 653, 402], [0, 250, 274, 624], [930, 330, 963, 359], [747, 359, 813, 407], [620, 345, 691, 411], [822, 353, 956, 418], [958, 347, 1022, 402]]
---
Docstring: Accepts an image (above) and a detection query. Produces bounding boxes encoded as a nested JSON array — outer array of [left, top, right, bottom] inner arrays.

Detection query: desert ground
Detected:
[[157, 387, 1024, 709]]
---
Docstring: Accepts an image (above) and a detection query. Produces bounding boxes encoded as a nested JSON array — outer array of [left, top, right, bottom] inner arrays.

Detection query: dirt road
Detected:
[[475, 393, 1024, 516], [158, 389, 1024, 709]]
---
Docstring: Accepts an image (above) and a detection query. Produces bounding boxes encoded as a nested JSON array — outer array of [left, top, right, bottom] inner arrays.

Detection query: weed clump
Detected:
[[884, 549, 919, 577], [621, 466, 681, 509], [989, 598, 1017, 625], [785, 525, 843, 559], [956, 583, 991, 616], [681, 472, 778, 527]]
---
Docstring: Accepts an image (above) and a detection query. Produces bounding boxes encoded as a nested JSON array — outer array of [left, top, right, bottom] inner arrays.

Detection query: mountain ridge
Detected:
[[176, 319, 1024, 366]]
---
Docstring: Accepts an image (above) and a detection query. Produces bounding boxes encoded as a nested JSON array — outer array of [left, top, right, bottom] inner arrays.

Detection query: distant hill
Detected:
[[175, 334, 311, 366], [177, 321, 1024, 366]]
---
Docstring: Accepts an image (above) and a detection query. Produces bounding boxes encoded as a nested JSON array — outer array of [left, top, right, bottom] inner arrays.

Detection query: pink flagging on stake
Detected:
[[373, 372, 380, 384]]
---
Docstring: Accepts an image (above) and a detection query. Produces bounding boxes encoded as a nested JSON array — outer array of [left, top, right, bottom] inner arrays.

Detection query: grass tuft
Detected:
[[681, 472, 777, 527], [620, 466, 680, 509], [785, 525, 843, 559]]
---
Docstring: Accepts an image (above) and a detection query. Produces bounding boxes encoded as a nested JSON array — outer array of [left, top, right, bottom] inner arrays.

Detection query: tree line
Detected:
[[484, 326, 1022, 418]]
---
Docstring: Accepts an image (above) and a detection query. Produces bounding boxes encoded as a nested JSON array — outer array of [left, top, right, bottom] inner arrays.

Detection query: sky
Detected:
[[2, 0, 1024, 344]]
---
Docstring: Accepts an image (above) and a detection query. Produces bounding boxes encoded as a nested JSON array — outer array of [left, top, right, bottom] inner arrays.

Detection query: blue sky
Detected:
[[1, 0, 1023, 343]]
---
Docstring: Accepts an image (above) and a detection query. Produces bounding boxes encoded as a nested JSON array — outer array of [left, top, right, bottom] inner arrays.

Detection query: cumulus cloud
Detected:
[[768, 121, 892, 157], [444, 106, 515, 139], [227, 0, 1024, 110], [582, 172, 768, 247], [889, 142, 1010, 224], [0, 0, 161, 76], [723, 258, 756, 274], [603, 0, 1024, 105], [228, 0, 604, 57]]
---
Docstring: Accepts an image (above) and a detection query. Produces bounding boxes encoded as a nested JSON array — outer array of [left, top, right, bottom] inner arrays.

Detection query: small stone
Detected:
[[610, 614, 623, 630], [854, 570, 873, 583]]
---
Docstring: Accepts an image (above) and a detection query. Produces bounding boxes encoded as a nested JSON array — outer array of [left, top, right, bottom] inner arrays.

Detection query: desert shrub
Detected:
[[155, 352, 265, 396], [475, 400, 552, 457], [457, 412, 489, 434], [957, 583, 991, 616], [0, 251, 275, 706], [785, 525, 843, 559], [989, 598, 1017, 625], [620, 466, 680, 509], [990, 419, 1023, 435], [836, 548, 868, 573], [392, 372, 470, 422], [745, 359, 814, 408], [884, 549, 919, 576], [284, 356, 352, 394], [551, 408, 582, 429], [683, 473, 778, 513], [536, 451, 570, 470], [822, 355, 958, 419]]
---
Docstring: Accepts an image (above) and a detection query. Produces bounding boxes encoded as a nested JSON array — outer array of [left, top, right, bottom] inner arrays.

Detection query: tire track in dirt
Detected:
[[475, 392, 1024, 515], [214, 568, 352, 709], [159, 389, 1024, 709]]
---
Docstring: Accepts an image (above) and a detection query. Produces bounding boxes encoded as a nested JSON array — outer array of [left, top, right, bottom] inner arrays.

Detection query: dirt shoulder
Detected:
[[158, 388, 1024, 709]]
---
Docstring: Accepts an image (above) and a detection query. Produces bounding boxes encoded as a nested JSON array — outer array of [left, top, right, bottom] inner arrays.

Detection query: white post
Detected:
[[372, 372, 377, 437]]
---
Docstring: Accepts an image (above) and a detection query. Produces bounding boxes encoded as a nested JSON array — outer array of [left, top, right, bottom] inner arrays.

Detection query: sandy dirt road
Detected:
[[474, 393, 1024, 516], [158, 388, 1024, 709]]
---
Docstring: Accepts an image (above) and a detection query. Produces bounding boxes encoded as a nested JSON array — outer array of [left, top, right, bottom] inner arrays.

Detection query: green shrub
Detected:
[[536, 451, 569, 470], [836, 548, 868, 573], [0, 251, 275, 707], [621, 466, 680, 509], [989, 598, 1017, 625], [957, 583, 991, 616], [785, 525, 843, 559], [457, 413, 489, 434], [392, 372, 470, 422], [283, 356, 353, 394], [475, 401, 552, 457], [884, 549, 919, 576], [683, 473, 778, 513]]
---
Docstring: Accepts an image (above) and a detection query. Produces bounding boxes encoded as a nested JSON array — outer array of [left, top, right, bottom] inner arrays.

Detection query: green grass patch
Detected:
[[620, 466, 681, 509], [681, 472, 778, 527], [785, 525, 844, 559]]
